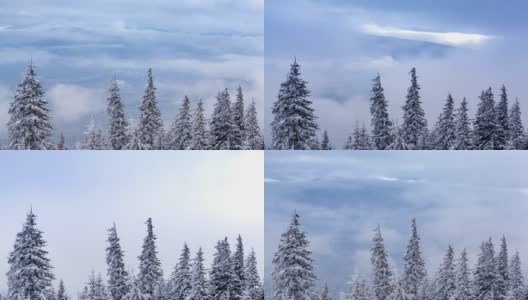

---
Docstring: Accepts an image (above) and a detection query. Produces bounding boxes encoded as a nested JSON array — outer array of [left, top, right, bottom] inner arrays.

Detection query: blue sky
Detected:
[[265, 0, 528, 145], [0, 0, 263, 144], [265, 151, 528, 298], [0, 151, 263, 295]]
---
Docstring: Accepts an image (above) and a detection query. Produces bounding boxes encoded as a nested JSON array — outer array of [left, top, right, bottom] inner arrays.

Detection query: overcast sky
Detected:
[[265, 0, 528, 145], [0, 0, 263, 144], [0, 151, 263, 296], [265, 151, 528, 298]]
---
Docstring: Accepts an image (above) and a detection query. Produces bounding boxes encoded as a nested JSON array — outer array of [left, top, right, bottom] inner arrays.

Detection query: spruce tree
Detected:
[[166, 96, 192, 150], [344, 136, 353, 150], [243, 249, 264, 300], [454, 249, 472, 300], [243, 100, 264, 150], [371, 226, 393, 300], [321, 283, 330, 300], [272, 212, 317, 300], [321, 130, 332, 150], [474, 239, 496, 299], [188, 248, 208, 300], [346, 277, 371, 300], [57, 280, 68, 300], [433, 94, 456, 150], [123, 276, 147, 300], [401, 68, 426, 149], [507, 251, 524, 300], [495, 85, 509, 149], [106, 224, 129, 300], [402, 218, 426, 298], [138, 218, 162, 300], [509, 100, 524, 150], [210, 89, 235, 150], [7, 209, 55, 300], [169, 243, 192, 300], [495, 236, 508, 300], [107, 78, 128, 150], [81, 120, 106, 150], [271, 59, 318, 149], [8, 63, 54, 149], [190, 99, 210, 150], [370, 73, 392, 149], [232, 235, 245, 300], [435, 246, 456, 300], [57, 131, 66, 150], [474, 88, 497, 149], [138, 68, 162, 149], [387, 125, 410, 150], [387, 280, 410, 300], [453, 97, 473, 150], [209, 238, 234, 299], [231, 86, 245, 150], [123, 128, 148, 150]]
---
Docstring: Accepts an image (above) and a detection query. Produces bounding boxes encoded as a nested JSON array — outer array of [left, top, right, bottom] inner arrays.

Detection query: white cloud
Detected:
[[47, 84, 104, 122], [360, 24, 495, 47]]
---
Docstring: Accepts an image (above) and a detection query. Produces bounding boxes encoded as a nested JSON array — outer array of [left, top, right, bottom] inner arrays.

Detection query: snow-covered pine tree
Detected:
[[81, 120, 107, 150], [321, 130, 332, 150], [169, 244, 192, 300], [321, 283, 330, 300], [188, 248, 208, 300], [231, 86, 245, 150], [474, 88, 497, 150], [495, 236, 508, 300], [370, 73, 392, 149], [138, 68, 162, 149], [45, 285, 55, 300], [210, 89, 235, 150], [417, 277, 435, 300], [452, 97, 473, 150], [209, 238, 234, 299], [495, 85, 509, 149], [387, 125, 410, 150], [57, 280, 68, 300], [401, 68, 426, 149], [402, 218, 426, 298], [474, 239, 496, 299], [345, 277, 371, 300], [106, 224, 129, 300], [507, 251, 524, 300], [7, 209, 55, 300], [344, 136, 353, 150], [509, 100, 525, 150], [417, 127, 432, 150], [432, 94, 456, 150], [189, 99, 210, 150], [123, 128, 148, 150], [387, 280, 410, 300], [231, 235, 245, 300], [88, 273, 108, 300], [8, 63, 54, 149], [435, 246, 456, 300], [242, 249, 264, 300], [138, 218, 162, 300], [271, 59, 318, 149], [56, 131, 66, 150], [123, 276, 147, 300], [272, 212, 317, 300], [371, 226, 393, 300], [454, 249, 472, 300], [107, 78, 128, 150], [243, 100, 264, 150], [166, 96, 193, 150]]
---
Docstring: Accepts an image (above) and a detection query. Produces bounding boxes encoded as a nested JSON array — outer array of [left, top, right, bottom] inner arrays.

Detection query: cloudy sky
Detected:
[[265, 151, 527, 298], [265, 0, 528, 145], [0, 0, 263, 144], [0, 151, 263, 296]]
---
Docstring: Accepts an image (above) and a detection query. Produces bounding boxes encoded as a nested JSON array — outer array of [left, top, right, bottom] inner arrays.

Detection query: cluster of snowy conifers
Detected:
[[270, 60, 527, 150], [6, 64, 264, 150], [4, 210, 263, 300], [272, 213, 525, 300]]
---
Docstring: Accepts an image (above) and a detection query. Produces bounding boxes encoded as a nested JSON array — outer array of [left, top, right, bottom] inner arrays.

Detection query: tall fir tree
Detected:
[[509, 100, 525, 150], [107, 78, 128, 150], [138, 218, 162, 300], [166, 96, 192, 150], [495, 85, 509, 149], [243, 100, 264, 150], [452, 97, 473, 150], [272, 212, 317, 300], [8, 63, 54, 149], [138, 68, 163, 149], [321, 283, 330, 300], [321, 130, 332, 150], [169, 244, 192, 300], [371, 226, 393, 300], [57, 280, 68, 300], [474, 88, 497, 150], [507, 251, 524, 300], [401, 68, 426, 149], [370, 73, 392, 149], [474, 239, 497, 299], [123, 276, 147, 300], [190, 99, 210, 150], [495, 236, 509, 300], [106, 224, 129, 300], [242, 249, 264, 300], [7, 209, 55, 300], [232, 235, 245, 300], [432, 94, 456, 150], [210, 89, 235, 150], [345, 277, 371, 300], [57, 131, 66, 150], [454, 249, 472, 300], [435, 246, 456, 300], [387, 280, 410, 300], [188, 248, 209, 300], [402, 218, 426, 298], [209, 238, 235, 299], [231, 86, 245, 150], [271, 59, 318, 149]]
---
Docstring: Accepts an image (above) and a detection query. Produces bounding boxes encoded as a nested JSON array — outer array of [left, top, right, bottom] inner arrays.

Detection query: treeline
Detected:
[[4, 210, 263, 300], [270, 60, 527, 150], [271, 212, 526, 300], [5, 64, 264, 150]]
